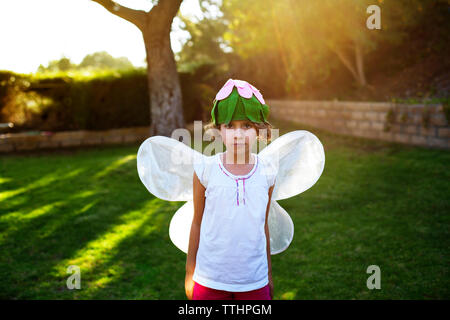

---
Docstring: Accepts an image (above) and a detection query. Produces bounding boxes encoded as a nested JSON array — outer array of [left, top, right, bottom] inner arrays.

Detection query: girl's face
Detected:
[[220, 120, 257, 155]]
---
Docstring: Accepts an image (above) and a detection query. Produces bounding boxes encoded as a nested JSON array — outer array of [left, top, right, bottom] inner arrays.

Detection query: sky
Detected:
[[0, 0, 222, 74]]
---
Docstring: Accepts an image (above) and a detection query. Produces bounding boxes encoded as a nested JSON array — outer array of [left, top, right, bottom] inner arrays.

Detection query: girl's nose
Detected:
[[235, 128, 245, 137]]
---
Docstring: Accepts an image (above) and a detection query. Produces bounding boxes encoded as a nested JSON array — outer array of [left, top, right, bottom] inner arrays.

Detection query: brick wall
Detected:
[[267, 100, 449, 149]]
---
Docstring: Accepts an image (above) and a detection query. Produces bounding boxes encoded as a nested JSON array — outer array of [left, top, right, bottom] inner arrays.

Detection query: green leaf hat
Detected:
[[211, 79, 270, 126]]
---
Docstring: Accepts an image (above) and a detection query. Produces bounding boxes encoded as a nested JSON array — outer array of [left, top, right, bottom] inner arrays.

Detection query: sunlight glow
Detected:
[[0, 0, 210, 73], [95, 154, 136, 179]]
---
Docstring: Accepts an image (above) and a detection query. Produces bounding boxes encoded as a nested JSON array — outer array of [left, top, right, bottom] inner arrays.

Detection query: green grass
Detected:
[[0, 119, 449, 299]]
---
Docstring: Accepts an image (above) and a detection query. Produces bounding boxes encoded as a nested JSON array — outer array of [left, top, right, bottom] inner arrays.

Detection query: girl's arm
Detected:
[[265, 184, 275, 299], [185, 171, 206, 300]]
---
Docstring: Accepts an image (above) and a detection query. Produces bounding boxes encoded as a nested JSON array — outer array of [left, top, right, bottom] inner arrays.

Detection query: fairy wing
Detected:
[[258, 130, 326, 254], [266, 200, 295, 254], [258, 130, 326, 201], [137, 135, 216, 253], [136, 135, 206, 201], [169, 200, 194, 253]]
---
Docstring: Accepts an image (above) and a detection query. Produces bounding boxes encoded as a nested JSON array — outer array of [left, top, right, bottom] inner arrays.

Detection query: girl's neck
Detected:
[[223, 150, 254, 165]]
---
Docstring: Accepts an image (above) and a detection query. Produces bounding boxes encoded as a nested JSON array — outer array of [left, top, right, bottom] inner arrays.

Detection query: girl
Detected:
[[185, 79, 275, 300]]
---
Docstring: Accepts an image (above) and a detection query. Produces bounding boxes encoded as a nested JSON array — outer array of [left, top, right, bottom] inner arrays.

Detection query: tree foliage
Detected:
[[37, 51, 135, 73], [177, 0, 439, 93]]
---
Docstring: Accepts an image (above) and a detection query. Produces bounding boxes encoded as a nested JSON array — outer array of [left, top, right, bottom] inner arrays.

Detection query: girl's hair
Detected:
[[203, 119, 274, 144]]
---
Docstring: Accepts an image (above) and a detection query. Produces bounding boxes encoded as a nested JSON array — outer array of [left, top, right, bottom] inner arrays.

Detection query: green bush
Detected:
[[0, 67, 220, 133]]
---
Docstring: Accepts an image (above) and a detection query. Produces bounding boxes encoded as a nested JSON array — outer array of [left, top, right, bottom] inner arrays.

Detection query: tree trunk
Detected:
[[144, 25, 184, 137], [91, 0, 184, 137]]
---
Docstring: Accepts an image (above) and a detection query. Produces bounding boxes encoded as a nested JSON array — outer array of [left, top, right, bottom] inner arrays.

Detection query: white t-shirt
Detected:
[[192, 152, 276, 292]]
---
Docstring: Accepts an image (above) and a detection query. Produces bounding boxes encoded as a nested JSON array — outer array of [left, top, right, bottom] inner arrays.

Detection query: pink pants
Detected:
[[193, 281, 271, 300]]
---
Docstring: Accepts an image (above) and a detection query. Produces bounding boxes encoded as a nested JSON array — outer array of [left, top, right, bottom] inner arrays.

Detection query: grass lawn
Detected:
[[0, 119, 449, 299]]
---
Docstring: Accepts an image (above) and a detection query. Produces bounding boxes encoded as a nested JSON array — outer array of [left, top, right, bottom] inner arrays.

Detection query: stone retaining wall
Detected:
[[1, 101, 448, 153], [0, 126, 151, 153], [267, 100, 449, 149]]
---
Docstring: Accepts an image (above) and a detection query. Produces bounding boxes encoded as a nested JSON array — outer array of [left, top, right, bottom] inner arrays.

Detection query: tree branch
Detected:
[[327, 43, 359, 84], [354, 41, 367, 86], [91, 0, 147, 31], [154, 0, 183, 21]]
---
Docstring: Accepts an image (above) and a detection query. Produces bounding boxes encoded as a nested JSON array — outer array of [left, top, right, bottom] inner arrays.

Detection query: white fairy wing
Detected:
[[136, 135, 206, 201], [258, 130, 326, 254], [258, 130, 325, 201], [169, 200, 194, 253], [268, 200, 294, 254]]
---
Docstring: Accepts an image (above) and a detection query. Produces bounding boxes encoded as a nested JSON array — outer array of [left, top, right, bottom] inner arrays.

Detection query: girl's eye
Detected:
[[225, 123, 251, 129]]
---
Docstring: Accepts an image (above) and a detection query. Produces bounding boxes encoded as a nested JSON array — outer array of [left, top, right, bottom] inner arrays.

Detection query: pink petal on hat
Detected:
[[233, 79, 247, 88], [215, 79, 235, 100], [237, 85, 253, 99], [249, 83, 265, 104], [233, 80, 253, 98], [252, 89, 265, 104]]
